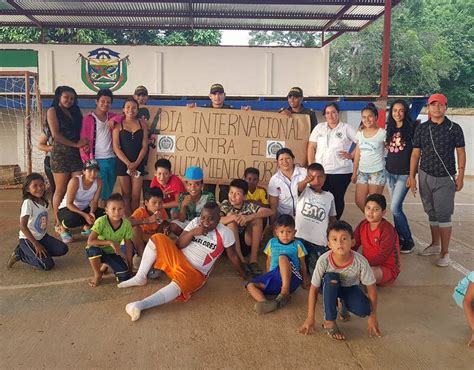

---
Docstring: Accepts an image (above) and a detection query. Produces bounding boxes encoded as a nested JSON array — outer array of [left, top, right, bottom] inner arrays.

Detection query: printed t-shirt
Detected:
[[90, 215, 133, 254], [150, 174, 186, 205], [311, 251, 376, 288], [177, 191, 215, 221], [181, 217, 235, 275], [354, 218, 400, 273], [355, 128, 386, 173], [295, 187, 336, 246], [246, 187, 268, 206], [264, 237, 307, 271], [19, 199, 49, 240], [309, 121, 357, 174], [131, 206, 168, 235], [385, 128, 413, 175], [92, 113, 115, 159]]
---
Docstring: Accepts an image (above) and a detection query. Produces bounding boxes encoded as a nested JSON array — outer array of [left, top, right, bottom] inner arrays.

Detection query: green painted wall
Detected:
[[0, 49, 38, 67]]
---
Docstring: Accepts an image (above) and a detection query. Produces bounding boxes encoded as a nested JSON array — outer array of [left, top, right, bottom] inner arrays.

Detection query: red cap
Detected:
[[428, 93, 447, 105]]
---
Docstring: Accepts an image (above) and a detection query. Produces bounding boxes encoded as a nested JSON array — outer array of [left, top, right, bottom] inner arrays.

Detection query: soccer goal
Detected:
[[0, 71, 43, 187]]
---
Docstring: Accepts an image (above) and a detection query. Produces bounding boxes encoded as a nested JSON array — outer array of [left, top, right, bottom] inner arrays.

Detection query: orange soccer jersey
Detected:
[[131, 206, 168, 235], [150, 233, 206, 300]]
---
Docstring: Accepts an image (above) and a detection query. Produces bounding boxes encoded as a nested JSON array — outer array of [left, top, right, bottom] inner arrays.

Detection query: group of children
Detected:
[[8, 155, 473, 345]]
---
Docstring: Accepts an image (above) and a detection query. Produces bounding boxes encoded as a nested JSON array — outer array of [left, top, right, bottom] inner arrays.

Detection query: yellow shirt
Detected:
[[246, 187, 268, 206]]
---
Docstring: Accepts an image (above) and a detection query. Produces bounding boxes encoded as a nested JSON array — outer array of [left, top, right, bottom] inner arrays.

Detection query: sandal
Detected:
[[81, 228, 92, 236], [248, 262, 263, 277], [60, 231, 73, 243], [321, 323, 346, 341]]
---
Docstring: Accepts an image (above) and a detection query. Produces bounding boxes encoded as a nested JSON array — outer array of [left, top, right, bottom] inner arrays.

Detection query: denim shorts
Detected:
[[357, 169, 386, 186]]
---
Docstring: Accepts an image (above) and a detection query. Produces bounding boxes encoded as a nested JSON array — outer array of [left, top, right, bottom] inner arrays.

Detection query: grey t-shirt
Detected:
[[311, 251, 376, 288]]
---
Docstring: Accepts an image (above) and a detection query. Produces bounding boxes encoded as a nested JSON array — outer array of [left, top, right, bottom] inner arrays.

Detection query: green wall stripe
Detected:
[[0, 49, 38, 67]]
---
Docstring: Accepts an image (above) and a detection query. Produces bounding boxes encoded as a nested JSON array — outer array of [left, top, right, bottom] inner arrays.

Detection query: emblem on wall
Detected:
[[79, 47, 129, 92]]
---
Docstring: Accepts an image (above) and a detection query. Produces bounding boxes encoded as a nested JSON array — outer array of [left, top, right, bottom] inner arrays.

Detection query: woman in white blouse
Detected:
[[307, 103, 356, 219]]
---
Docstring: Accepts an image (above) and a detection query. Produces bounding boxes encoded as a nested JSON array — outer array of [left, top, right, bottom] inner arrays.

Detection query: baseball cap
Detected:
[[427, 93, 447, 105], [184, 166, 204, 181], [83, 159, 99, 170], [287, 87, 303, 98], [134, 85, 148, 96], [209, 83, 225, 94]]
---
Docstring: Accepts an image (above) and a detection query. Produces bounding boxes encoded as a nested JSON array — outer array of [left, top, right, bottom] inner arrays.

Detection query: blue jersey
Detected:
[[264, 237, 307, 271]]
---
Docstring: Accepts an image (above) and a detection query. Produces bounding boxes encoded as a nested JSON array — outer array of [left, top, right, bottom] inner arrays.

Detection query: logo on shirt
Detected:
[[192, 236, 224, 266], [336, 132, 343, 138], [34, 211, 48, 234], [301, 202, 326, 222]]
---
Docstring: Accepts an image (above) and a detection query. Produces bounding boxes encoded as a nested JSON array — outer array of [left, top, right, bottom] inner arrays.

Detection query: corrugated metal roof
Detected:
[[0, 1, 400, 43]]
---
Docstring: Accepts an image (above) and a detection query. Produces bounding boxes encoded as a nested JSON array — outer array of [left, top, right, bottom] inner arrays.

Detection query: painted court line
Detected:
[[0, 275, 113, 291], [413, 235, 470, 276]]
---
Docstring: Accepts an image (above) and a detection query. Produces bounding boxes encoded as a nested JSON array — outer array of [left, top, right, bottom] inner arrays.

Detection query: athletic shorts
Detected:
[[248, 260, 302, 295], [151, 233, 206, 301], [357, 169, 386, 186]]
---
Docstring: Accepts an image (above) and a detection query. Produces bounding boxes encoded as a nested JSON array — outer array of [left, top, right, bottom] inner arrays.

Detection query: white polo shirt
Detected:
[[268, 165, 307, 216], [309, 121, 357, 174]]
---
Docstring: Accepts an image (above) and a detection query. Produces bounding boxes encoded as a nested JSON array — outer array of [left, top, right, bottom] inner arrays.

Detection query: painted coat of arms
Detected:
[[79, 47, 129, 92]]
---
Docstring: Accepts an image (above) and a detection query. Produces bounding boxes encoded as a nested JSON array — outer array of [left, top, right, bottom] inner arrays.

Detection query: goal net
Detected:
[[0, 71, 43, 187]]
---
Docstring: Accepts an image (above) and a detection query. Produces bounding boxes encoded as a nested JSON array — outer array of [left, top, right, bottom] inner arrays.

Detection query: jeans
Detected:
[[322, 272, 371, 321], [85, 246, 130, 281], [386, 172, 413, 242]]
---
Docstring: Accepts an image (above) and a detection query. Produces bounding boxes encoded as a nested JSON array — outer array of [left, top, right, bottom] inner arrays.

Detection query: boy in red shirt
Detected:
[[354, 194, 400, 285], [150, 158, 186, 217]]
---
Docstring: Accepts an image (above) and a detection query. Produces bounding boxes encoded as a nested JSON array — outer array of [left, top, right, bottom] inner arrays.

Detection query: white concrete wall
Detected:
[[1, 44, 329, 96]]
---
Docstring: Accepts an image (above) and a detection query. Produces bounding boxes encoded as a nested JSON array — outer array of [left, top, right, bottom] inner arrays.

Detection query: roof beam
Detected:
[[5, 0, 43, 28], [322, 0, 356, 33]]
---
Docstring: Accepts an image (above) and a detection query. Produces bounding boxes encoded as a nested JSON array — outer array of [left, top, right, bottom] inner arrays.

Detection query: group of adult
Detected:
[[40, 83, 465, 265], [267, 94, 465, 264]]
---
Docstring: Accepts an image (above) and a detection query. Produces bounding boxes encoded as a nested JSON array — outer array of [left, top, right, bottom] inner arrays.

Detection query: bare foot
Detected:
[[99, 264, 109, 274], [89, 273, 103, 287]]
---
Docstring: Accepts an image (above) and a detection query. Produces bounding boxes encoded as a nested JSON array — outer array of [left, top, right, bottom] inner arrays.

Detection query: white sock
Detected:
[[118, 241, 157, 288], [125, 281, 181, 322]]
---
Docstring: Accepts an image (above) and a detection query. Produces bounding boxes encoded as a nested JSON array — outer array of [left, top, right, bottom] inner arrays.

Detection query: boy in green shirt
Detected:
[[86, 193, 134, 287]]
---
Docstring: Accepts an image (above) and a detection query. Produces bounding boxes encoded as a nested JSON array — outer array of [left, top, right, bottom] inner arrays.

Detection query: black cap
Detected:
[[287, 87, 303, 98], [209, 83, 225, 94], [134, 85, 148, 96]]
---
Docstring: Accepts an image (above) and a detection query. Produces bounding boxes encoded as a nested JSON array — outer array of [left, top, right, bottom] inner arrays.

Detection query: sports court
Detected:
[[1, 180, 472, 368]]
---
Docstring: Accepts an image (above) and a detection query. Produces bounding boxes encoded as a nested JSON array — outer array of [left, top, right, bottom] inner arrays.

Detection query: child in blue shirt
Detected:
[[246, 214, 309, 314]]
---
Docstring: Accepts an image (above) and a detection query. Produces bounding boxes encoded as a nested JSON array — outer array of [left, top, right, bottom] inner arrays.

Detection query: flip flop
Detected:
[[321, 323, 346, 341]]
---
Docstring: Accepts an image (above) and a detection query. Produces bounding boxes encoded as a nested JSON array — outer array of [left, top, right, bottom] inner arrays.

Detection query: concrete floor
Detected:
[[1, 179, 473, 369]]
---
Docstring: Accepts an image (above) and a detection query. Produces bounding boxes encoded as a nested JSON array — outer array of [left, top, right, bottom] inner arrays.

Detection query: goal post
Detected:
[[0, 71, 43, 186]]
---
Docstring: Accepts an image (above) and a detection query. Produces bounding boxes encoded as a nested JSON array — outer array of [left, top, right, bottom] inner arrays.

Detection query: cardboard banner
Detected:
[[142, 106, 310, 184]]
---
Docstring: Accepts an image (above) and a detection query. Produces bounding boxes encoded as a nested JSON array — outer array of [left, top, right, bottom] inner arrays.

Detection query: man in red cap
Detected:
[[408, 93, 466, 267]]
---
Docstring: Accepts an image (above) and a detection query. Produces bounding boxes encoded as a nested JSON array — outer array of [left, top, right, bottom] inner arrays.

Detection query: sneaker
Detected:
[[254, 300, 278, 314], [60, 231, 73, 243], [275, 293, 291, 308], [435, 254, 451, 267], [147, 268, 162, 279], [7, 249, 19, 268], [400, 239, 415, 254], [418, 244, 441, 256], [81, 228, 92, 236]]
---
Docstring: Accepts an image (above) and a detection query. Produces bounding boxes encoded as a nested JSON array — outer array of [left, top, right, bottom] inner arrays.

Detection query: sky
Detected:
[[220, 30, 250, 46]]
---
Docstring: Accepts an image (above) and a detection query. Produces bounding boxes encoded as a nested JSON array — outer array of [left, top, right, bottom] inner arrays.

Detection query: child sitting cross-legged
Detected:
[[220, 179, 274, 276], [354, 194, 400, 286], [246, 214, 309, 314], [118, 202, 246, 322], [298, 220, 381, 340], [85, 193, 134, 287]]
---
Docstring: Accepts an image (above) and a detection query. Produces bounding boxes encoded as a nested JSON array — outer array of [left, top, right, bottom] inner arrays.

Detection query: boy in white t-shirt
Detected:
[[118, 202, 246, 321], [296, 163, 337, 275]]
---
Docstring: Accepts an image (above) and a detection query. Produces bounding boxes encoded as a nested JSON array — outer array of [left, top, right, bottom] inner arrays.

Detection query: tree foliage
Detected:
[[0, 27, 221, 46], [249, 0, 473, 107]]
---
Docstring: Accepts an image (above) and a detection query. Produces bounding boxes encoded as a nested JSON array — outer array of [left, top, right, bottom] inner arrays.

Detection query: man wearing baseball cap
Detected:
[[133, 85, 149, 106], [279, 87, 318, 132], [203, 83, 235, 109], [408, 93, 466, 267]]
